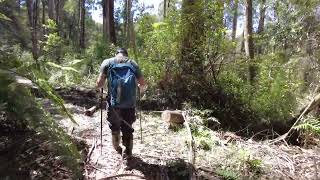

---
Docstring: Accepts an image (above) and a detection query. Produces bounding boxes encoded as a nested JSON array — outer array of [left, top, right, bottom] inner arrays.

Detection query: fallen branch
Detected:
[[269, 92, 320, 144], [182, 111, 196, 179], [85, 106, 98, 116], [86, 137, 97, 163], [99, 173, 146, 180]]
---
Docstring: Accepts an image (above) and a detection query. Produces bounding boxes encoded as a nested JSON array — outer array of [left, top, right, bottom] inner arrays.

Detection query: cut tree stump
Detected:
[[161, 110, 185, 124]]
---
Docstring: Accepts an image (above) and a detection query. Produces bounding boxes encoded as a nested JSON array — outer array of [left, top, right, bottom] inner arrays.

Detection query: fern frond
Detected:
[[46, 62, 79, 73], [294, 118, 320, 134]]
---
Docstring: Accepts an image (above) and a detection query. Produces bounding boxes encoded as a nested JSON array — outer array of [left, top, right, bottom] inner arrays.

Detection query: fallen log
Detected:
[[161, 110, 185, 124], [84, 106, 98, 116]]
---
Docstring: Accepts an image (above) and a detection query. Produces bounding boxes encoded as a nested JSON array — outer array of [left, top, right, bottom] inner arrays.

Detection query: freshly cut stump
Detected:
[[161, 110, 185, 124]]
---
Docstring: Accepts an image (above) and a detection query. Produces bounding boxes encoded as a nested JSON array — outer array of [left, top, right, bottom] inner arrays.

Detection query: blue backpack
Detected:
[[107, 59, 137, 108]]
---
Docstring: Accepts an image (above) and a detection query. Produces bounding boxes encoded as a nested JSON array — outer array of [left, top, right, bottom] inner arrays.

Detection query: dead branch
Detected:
[[182, 111, 196, 180], [99, 173, 146, 180], [86, 137, 96, 163], [85, 106, 98, 116], [269, 92, 320, 144]]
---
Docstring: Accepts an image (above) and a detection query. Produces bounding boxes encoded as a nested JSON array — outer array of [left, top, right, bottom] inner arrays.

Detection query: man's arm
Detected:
[[96, 73, 106, 89], [137, 76, 146, 93]]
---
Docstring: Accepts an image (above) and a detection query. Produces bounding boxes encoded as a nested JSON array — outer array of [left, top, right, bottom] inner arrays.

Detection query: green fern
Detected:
[[294, 118, 320, 134], [0, 70, 81, 178]]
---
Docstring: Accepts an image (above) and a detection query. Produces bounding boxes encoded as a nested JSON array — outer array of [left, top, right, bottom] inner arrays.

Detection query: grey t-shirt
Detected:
[[99, 57, 143, 79]]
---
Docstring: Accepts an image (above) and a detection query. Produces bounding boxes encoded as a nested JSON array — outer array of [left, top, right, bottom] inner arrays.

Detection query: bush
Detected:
[[217, 53, 301, 127]]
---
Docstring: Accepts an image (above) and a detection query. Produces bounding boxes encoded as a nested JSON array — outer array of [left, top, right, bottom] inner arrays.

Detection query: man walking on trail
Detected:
[[96, 48, 145, 167]]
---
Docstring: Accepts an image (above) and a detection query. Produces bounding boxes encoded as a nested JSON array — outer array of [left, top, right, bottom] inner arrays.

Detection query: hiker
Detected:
[[96, 48, 145, 165]]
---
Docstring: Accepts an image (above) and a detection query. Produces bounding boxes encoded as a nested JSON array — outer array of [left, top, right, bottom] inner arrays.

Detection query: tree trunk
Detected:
[[17, 0, 21, 13], [48, 0, 55, 20], [180, 0, 205, 97], [102, 0, 116, 44], [125, 0, 132, 48], [79, 0, 85, 49], [257, 0, 266, 34], [231, 0, 238, 41], [244, 0, 255, 83], [41, 0, 46, 52], [55, 0, 59, 25], [27, 0, 40, 62], [257, 0, 266, 54], [164, 0, 167, 18], [244, 0, 254, 59]]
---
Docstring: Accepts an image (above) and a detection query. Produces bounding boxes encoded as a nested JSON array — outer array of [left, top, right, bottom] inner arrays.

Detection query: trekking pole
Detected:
[[139, 87, 143, 143], [100, 88, 103, 154]]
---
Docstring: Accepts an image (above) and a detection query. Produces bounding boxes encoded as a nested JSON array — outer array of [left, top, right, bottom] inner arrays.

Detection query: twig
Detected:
[[98, 173, 146, 179], [86, 137, 97, 163], [87, 164, 109, 175]]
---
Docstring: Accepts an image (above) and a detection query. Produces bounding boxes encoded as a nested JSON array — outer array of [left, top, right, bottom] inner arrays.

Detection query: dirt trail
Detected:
[[54, 102, 218, 180], [50, 88, 320, 180]]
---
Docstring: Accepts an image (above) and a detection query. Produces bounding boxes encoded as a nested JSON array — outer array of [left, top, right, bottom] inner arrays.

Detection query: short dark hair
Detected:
[[116, 48, 128, 56]]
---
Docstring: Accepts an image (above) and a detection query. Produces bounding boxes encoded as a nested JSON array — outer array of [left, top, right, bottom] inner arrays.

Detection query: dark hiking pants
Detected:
[[107, 106, 136, 148]]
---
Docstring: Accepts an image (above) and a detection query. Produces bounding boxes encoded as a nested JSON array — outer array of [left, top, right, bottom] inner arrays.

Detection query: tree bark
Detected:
[[257, 0, 266, 54], [125, 0, 132, 48], [257, 0, 266, 34], [79, 0, 85, 49], [48, 0, 55, 20], [180, 0, 205, 96], [244, 0, 255, 83], [102, 0, 116, 44], [27, 0, 40, 62], [164, 0, 167, 18], [231, 0, 238, 41], [244, 0, 254, 59], [17, 0, 21, 13]]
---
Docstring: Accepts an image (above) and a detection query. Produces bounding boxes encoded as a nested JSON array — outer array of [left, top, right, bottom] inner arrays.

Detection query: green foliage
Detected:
[[252, 53, 300, 122], [294, 117, 320, 134], [218, 53, 300, 124], [43, 20, 64, 61], [136, 12, 180, 88], [216, 168, 240, 180], [0, 71, 81, 178]]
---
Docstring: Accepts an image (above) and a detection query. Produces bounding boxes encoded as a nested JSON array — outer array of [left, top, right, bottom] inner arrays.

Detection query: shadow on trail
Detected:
[[124, 156, 220, 180]]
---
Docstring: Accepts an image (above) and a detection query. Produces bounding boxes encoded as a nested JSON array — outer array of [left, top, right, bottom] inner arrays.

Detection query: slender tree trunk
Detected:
[[257, 0, 266, 54], [48, 0, 55, 20], [102, 0, 116, 44], [257, 0, 266, 34], [109, 0, 116, 44], [164, 0, 167, 18], [240, 30, 245, 52], [17, 0, 21, 14], [27, 0, 40, 62], [126, 0, 132, 48], [79, 0, 85, 49], [55, 0, 59, 23], [42, 0, 45, 32], [244, 0, 255, 83], [244, 0, 254, 59], [40, 0, 46, 52], [123, 0, 128, 46], [231, 0, 238, 41]]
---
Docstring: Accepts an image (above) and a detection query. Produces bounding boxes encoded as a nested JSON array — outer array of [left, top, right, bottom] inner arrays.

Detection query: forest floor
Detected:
[[48, 88, 320, 180]]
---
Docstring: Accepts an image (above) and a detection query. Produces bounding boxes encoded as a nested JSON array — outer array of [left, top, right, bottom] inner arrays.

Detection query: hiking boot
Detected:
[[122, 153, 133, 170], [122, 136, 133, 156], [112, 131, 122, 154], [122, 136, 133, 170]]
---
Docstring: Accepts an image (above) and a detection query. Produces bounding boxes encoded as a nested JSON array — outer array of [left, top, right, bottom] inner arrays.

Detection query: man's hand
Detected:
[[96, 73, 106, 89]]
